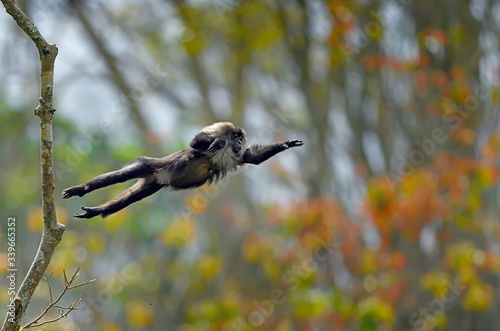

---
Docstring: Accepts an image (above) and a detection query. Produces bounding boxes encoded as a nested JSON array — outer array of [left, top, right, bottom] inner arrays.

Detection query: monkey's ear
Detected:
[[190, 132, 215, 151]]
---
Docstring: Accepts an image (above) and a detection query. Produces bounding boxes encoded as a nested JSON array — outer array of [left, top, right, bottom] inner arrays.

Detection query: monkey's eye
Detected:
[[233, 133, 239, 139]]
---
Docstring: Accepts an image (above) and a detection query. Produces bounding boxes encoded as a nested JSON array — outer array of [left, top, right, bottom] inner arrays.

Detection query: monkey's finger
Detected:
[[286, 140, 304, 148]]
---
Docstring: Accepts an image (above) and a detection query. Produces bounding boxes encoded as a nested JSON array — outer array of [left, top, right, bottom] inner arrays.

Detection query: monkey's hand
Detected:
[[62, 185, 87, 199], [208, 139, 226, 153], [74, 207, 100, 219], [284, 140, 304, 149]]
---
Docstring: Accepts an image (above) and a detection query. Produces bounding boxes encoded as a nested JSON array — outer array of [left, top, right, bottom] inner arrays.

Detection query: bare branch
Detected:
[[44, 272, 54, 303], [28, 297, 82, 329], [63, 267, 69, 287], [0, 1, 65, 330], [23, 269, 94, 329], [68, 279, 96, 290]]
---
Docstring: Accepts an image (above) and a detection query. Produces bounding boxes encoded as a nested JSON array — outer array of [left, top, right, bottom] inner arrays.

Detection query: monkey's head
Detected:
[[189, 122, 247, 171], [201, 122, 247, 154]]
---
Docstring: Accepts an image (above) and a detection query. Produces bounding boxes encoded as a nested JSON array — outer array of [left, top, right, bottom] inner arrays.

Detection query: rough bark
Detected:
[[1, 1, 65, 330]]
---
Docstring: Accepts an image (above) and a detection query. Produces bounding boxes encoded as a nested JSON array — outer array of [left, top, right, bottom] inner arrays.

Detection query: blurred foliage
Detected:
[[2, 0, 500, 330]]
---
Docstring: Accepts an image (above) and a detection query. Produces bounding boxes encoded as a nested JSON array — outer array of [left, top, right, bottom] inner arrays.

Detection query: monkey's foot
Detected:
[[74, 207, 101, 219], [62, 185, 86, 199], [285, 140, 304, 148]]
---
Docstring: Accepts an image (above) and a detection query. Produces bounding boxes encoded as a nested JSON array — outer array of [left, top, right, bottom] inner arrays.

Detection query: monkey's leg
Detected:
[[74, 178, 164, 219], [62, 157, 156, 199], [242, 140, 304, 165]]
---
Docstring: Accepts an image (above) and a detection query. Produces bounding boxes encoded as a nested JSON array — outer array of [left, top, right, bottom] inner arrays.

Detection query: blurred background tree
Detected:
[[1, 0, 500, 330]]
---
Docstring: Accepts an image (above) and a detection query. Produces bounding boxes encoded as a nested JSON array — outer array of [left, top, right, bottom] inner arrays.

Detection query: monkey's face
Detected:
[[224, 124, 247, 156], [199, 122, 247, 171], [202, 122, 247, 155], [230, 129, 245, 154]]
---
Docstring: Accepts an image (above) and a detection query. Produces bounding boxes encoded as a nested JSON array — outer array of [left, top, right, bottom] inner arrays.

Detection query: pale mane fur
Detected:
[[202, 122, 246, 171]]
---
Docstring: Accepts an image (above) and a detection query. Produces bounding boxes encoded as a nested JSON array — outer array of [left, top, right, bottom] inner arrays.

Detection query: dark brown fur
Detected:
[[63, 122, 303, 218]]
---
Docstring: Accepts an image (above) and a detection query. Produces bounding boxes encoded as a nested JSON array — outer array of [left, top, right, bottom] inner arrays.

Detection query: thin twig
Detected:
[[68, 279, 96, 290], [44, 272, 54, 303], [63, 267, 69, 287], [23, 269, 94, 329], [28, 297, 82, 329]]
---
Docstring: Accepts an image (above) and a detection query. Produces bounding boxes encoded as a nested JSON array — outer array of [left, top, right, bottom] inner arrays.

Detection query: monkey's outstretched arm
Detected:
[[62, 157, 156, 199], [74, 178, 164, 219], [242, 140, 303, 165]]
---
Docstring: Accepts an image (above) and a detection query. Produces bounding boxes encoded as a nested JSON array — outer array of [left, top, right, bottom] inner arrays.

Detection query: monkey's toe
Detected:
[[62, 185, 86, 199], [74, 207, 100, 219]]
